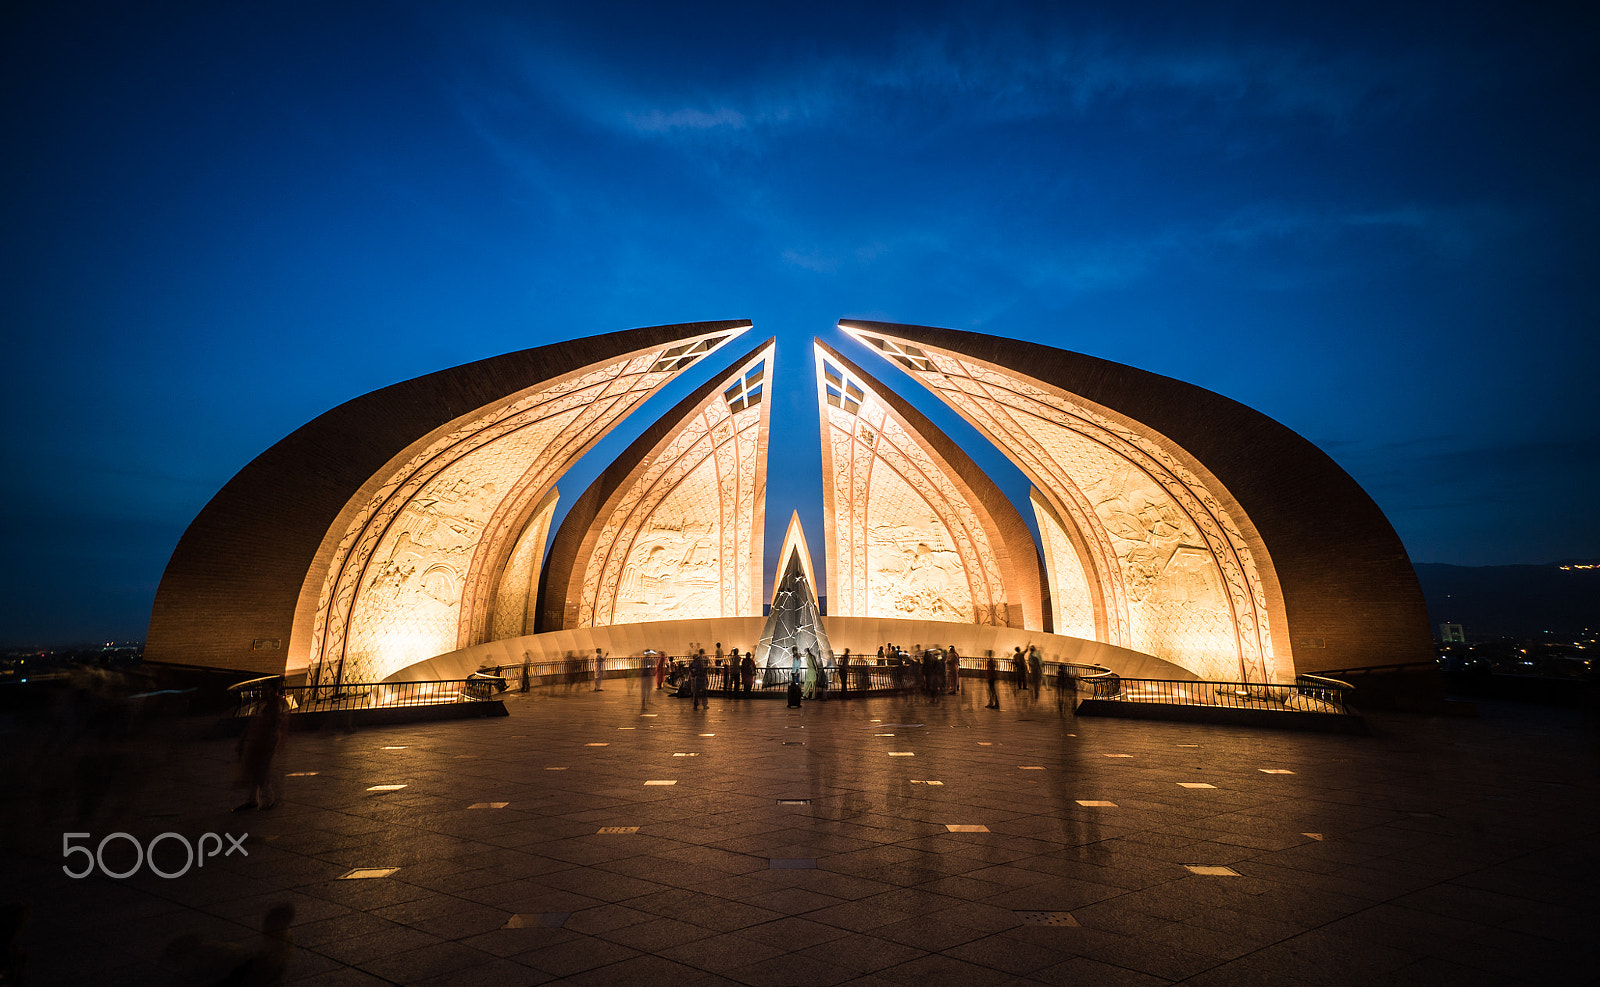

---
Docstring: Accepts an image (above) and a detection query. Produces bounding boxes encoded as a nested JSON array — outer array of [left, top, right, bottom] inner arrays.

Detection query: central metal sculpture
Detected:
[[753, 513, 834, 688]]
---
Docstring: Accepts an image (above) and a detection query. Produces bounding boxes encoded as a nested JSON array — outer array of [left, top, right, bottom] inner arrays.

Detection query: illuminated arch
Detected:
[[146, 321, 750, 682], [814, 340, 1045, 630], [539, 339, 775, 629], [840, 320, 1431, 682]]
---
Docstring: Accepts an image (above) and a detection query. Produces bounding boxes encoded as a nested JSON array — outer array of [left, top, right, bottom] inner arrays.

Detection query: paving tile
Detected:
[[407, 956, 555, 985], [874, 951, 1024, 986], [738, 885, 846, 915], [870, 915, 990, 951], [807, 900, 916, 932], [354, 941, 504, 982], [735, 915, 852, 951], [656, 930, 786, 972], [564, 953, 708, 986], [677, 898, 788, 933], [594, 916, 719, 951], [458, 923, 579, 958], [311, 925, 444, 966], [513, 936, 642, 976], [942, 931, 1066, 974]]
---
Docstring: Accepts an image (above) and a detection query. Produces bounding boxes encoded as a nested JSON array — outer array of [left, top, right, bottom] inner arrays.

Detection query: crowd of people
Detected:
[[514, 640, 1084, 711]]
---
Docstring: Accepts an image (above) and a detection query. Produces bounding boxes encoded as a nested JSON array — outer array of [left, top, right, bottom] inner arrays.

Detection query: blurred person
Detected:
[[234, 678, 289, 812]]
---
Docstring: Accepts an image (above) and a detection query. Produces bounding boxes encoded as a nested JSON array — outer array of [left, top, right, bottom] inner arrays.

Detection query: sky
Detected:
[[2, 0, 1597, 646]]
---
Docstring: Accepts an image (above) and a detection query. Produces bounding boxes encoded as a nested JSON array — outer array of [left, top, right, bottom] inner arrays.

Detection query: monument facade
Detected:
[[145, 318, 1431, 686]]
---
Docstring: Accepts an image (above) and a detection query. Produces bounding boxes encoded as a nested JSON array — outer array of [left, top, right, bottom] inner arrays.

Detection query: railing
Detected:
[[1074, 674, 1355, 715], [473, 654, 1124, 698], [476, 654, 991, 696], [229, 676, 506, 716], [248, 657, 1353, 715]]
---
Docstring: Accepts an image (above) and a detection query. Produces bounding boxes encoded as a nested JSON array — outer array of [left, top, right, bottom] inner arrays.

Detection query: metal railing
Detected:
[[246, 655, 1353, 715], [1073, 673, 1355, 715], [484, 656, 920, 695], [476, 654, 1122, 698], [230, 675, 507, 716]]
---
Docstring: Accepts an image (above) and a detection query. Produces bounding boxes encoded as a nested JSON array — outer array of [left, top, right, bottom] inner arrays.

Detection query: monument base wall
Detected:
[[387, 615, 1194, 682]]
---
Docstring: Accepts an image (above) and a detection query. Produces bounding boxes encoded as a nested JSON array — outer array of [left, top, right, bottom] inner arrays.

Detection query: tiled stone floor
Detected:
[[2, 679, 1596, 985]]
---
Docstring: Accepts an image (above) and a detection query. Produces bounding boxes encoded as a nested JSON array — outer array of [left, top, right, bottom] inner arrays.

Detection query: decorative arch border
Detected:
[[840, 320, 1431, 682], [814, 340, 1045, 630], [144, 320, 749, 681], [538, 339, 775, 630]]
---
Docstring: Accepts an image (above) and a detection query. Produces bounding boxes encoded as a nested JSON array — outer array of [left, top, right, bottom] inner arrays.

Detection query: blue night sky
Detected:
[[2, 0, 1596, 645]]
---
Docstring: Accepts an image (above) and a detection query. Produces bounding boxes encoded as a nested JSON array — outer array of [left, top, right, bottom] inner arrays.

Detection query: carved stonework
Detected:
[[308, 327, 743, 685], [489, 487, 559, 641], [815, 342, 1040, 630], [559, 341, 775, 628], [1031, 488, 1097, 639], [845, 325, 1278, 683]]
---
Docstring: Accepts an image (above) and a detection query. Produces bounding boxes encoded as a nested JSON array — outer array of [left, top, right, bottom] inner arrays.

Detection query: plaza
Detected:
[[2, 682, 1594, 985]]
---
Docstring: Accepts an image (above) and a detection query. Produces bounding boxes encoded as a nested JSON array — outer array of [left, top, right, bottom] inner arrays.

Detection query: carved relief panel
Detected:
[[489, 487, 559, 641], [572, 346, 773, 628], [1031, 489, 1098, 640], [845, 327, 1280, 683], [308, 328, 743, 685], [816, 345, 1022, 628]]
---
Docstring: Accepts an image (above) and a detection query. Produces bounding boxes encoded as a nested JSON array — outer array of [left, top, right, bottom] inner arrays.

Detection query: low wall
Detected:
[[821, 616, 1196, 680], [387, 615, 1195, 683], [1076, 698, 1368, 734], [389, 616, 768, 681]]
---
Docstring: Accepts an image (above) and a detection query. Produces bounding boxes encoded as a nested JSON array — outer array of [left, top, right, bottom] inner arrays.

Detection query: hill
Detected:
[[1413, 562, 1599, 639]]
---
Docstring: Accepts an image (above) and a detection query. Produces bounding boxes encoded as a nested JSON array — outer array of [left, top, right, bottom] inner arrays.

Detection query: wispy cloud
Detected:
[[626, 106, 747, 133], [486, 18, 1432, 152]]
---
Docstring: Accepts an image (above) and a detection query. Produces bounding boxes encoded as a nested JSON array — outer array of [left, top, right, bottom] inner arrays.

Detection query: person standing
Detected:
[[1028, 645, 1043, 695], [690, 650, 708, 711], [946, 645, 961, 695], [838, 649, 851, 696], [985, 654, 1001, 710], [816, 655, 830, 702], [787, 647, 804, 707], [593, 648, 606, 691], [740, 650, 755, 695]]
